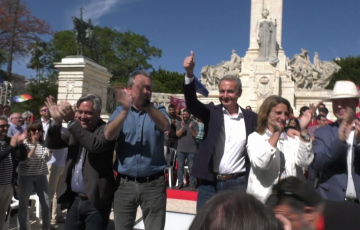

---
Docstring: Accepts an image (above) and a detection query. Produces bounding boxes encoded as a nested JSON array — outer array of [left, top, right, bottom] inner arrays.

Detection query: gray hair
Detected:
[[127, 70, 153, 88], [9, 112, 21, 120], [76, 94, 102, 112], [22, 111, 33, 118], [218, 75, 242, 93], [0, 115, 8, 123]]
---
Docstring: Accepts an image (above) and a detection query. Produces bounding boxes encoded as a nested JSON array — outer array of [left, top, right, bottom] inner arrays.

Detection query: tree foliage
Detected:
[[48, 27, 162, 82], [0, 0, 52, 58], [151, 67, 185, 94], [11, 76, 58, 117], [327, 56, 360, 89]]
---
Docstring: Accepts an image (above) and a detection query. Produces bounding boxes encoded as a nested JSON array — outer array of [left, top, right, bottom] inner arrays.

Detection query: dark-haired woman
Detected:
[[246, 96, 314, 203], [18, 121, 52, 230]]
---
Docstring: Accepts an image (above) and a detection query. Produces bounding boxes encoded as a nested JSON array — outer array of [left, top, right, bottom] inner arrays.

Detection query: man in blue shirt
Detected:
[[105, 70, 170, 230], [8, 112, 24, 137]]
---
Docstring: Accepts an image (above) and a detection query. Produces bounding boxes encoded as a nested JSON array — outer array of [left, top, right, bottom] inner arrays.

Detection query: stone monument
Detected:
[[192, 0, 340, 118], [55, 9, 112, 122]]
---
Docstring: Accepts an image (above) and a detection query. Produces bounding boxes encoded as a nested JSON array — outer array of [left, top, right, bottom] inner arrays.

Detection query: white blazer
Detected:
[[246, 131, 314, 203]]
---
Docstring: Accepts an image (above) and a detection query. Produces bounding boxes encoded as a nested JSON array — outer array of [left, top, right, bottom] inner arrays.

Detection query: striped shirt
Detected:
[[18, 140, 52, 176], [0, 140, 13, 185], [196, 123, 205, 140]]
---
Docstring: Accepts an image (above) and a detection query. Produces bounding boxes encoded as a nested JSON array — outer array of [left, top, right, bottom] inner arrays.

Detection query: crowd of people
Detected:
[[0, 51, 359, 230]]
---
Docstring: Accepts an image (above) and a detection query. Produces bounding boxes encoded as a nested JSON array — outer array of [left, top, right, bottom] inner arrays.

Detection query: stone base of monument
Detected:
[[54, 56, 113, 123]]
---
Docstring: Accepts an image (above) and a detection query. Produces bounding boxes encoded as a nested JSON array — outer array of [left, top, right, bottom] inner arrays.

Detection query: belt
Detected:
[[345, 198, 359, 203], [77, 193, 89, 200], [119, 171, 164, 183], [216, 172, 246, 181]]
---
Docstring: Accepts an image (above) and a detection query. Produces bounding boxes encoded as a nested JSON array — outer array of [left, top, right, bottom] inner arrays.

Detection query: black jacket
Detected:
[[323, 200, 360, 230], [183, 80, 258, 181], [0, 137, 27, 198], [45, 119, 115, 209]]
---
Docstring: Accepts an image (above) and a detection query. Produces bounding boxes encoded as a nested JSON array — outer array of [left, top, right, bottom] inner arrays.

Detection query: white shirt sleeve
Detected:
[[184, 75, 195, 85], [295, 137, 314, 167], [247, 132, 277, 170]]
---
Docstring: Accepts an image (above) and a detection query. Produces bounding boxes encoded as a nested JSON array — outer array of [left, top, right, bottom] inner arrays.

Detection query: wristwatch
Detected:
[[300, 133, 311, 141]]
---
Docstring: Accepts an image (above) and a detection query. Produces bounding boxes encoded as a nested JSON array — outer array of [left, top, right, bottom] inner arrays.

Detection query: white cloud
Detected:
[[69, 0, 137, 25]]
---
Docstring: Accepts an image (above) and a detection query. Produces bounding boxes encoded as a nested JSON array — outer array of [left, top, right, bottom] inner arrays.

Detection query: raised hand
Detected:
[[115, 89, 131, 111], [268, 111, 282, 133], [339, 117, 354, 143], [18, 130, 27, 144], [189, 122, 193, 129], [58, 100, 75, 122], [299, 109, 313, 131], [183, 51, 195, 77], [45, 96, 62, 124], [181, 121, 185, 127], [10, 132, 18, 147]]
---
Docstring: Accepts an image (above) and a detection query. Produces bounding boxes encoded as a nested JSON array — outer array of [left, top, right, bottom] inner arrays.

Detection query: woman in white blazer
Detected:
[[246, 96, 314, 203]]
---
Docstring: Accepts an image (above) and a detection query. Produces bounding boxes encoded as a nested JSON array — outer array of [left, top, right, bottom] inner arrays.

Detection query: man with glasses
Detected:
[[8, 112, 24, 137], [39, 105, 51, 136]]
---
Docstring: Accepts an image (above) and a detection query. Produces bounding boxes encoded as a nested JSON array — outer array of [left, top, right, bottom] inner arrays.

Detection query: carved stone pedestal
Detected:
[[54, 57, 112, 122]]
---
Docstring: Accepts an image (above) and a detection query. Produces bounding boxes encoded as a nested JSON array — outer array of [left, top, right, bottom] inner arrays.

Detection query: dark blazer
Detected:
[[313, 122, 360, 200], [323, 200, 360, 230], [183, 80, 258, 181], [45, 119, 116, 209]]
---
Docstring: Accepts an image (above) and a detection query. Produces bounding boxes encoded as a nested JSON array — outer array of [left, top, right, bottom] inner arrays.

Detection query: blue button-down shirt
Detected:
[[8, 122, 24, 137], [108, 105, 170, 177]]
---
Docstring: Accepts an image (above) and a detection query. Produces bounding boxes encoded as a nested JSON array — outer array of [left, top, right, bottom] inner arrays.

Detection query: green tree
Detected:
[[11, 75, 58, 117], [48, 27, 162, 82], [27, 41, 46, 81], [151, 67, 185, 94], [327, 56, 360, 89]]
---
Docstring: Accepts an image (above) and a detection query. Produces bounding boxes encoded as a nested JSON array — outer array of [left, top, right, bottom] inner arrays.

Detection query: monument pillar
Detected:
[[240, 0, 290, 112], [54, 57, 113, 121]]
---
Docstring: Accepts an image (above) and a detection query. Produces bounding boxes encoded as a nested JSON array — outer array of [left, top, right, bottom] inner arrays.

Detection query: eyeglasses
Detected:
[[12, 117, 23, 120], [40, 109, 49, 112], [31, 128, 43, 132], [0, 124, 10, 129], [25, 117, 32, 120]]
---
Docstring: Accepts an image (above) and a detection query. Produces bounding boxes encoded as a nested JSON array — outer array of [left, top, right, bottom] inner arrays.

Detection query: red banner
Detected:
[[170, 96, 186, 110]]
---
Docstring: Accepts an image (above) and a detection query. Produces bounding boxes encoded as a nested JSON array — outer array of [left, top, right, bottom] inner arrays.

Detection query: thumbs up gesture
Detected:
[[183, 51, 195, 77]]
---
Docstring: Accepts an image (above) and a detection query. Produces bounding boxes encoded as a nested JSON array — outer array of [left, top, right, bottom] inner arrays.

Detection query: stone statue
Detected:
[[72, 8, 100, 62], [313, 52, 323, 73], [255, 6, 279, 65], [288, 49, 341, 89], [200, 50, 242, 90]]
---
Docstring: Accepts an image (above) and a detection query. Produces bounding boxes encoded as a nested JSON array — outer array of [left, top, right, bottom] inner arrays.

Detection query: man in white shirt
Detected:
[[313, 81, 360, 202], [183, 51, 258, 211]]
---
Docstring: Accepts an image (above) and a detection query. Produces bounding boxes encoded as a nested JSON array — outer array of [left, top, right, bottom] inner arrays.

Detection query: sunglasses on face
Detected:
[[25, 117, 31, 120], [41, 109, 49, 112], [0, 124, 10, 129], [31, 128, 43, 132]]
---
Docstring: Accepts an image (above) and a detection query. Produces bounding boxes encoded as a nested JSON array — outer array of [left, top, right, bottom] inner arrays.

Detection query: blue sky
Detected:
[[11, 0, 360, 79]]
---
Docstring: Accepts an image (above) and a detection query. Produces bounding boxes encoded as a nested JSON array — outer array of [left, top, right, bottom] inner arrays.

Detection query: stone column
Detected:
[[54, 57, 112, 121]]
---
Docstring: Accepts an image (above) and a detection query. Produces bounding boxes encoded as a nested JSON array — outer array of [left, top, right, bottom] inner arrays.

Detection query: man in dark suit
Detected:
[[312, 81, 360, 202], [183, 51, 258, 212], [267, 176, 360, 230], [45, 94, 115, 230]]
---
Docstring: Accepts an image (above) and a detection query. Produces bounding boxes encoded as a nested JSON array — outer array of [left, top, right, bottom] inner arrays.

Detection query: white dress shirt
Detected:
[[346, 126, 357, 199], [185, 75, 247, 174], [246, 132, 313, 203], [41, 117, 51, 140]]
